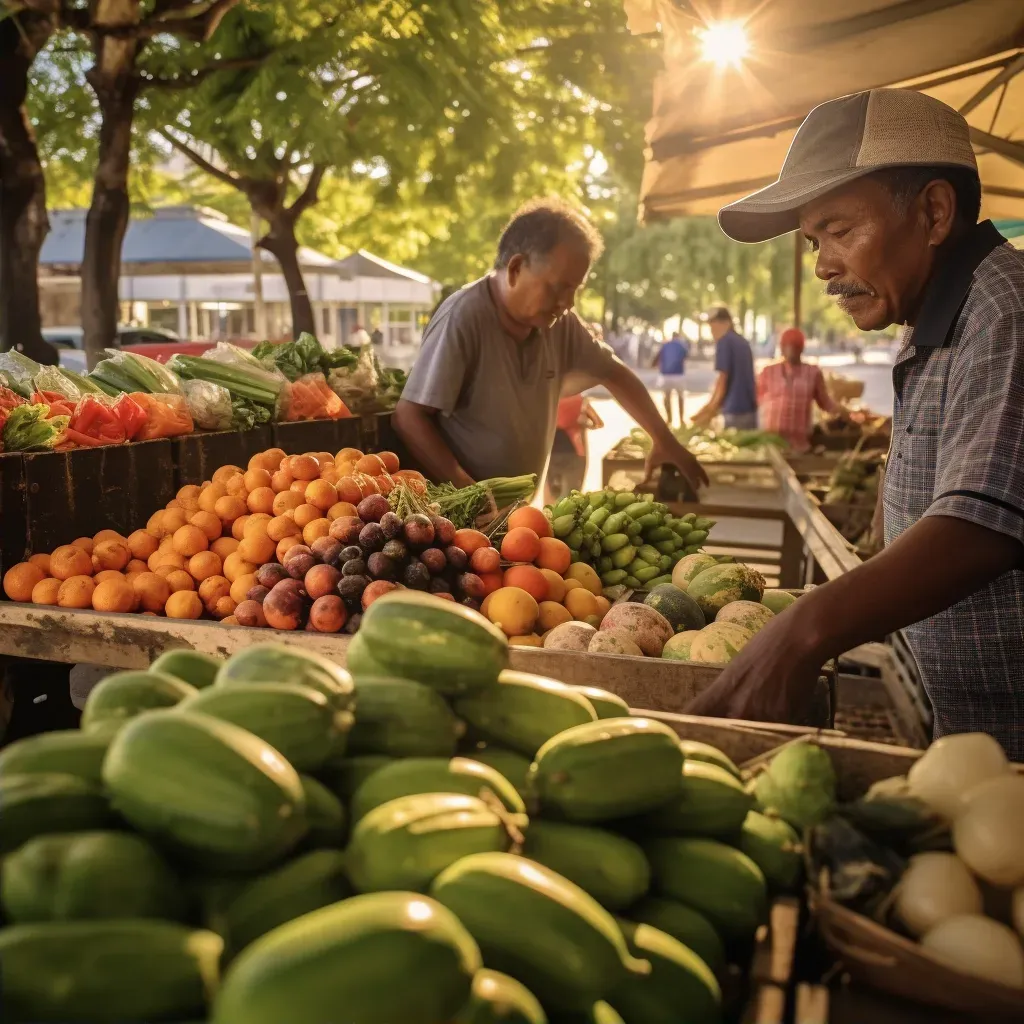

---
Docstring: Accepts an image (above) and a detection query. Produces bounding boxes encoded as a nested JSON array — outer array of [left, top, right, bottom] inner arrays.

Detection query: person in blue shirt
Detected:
[[650, 331, 690, 426], [692, 307, 758, 429]]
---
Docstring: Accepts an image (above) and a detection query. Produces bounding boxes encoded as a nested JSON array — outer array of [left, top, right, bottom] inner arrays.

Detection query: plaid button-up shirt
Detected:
[[882, 220, 1024, 760]]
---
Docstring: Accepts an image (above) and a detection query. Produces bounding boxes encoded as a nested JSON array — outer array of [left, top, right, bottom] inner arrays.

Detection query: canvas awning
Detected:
[[628, 0, 1024, 222]]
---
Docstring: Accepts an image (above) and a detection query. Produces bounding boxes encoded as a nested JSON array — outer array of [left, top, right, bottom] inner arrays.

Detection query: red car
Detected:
[[47, 326, 257, 372]]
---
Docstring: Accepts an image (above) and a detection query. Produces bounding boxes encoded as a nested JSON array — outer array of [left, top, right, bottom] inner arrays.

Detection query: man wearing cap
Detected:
[[692, 307, 758, 429], [757, 328, 840, 453], [688, 88, 1024, 758]]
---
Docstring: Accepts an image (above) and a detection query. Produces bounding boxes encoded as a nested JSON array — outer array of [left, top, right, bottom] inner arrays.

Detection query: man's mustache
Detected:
[[826, 281, 873, 299]]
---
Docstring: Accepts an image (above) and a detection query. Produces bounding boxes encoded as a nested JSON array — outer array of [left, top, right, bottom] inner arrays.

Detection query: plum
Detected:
[[344, 612, 362, 635], [403, 561, 431, 590], [420, 548, 447, 575], [338, 574, 369, 605], [380, 511, 405, 540], [310, 537, 343, 567], [341, 557, 368, 578], [430, 516, 457, 547], [367, 552, 397, 580], [358, 522, 386, 552], [444, 545, 469, 573], [381, 539, 408, 563], [246, 584, 271, 605], [329, 517, 363, 545], [357, 494, 391, 523], [456, 572, 486, 601], [285, 553, 316, 580], [428, 577, 451, 595], [339, 545, 363, 562], [403, 514, 435, 549], [255, 563, 289, 590]]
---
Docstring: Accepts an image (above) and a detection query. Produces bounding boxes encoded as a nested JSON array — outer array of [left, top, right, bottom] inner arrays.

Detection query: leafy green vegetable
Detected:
[[253, 332, 325, 381], [2, 405, 66, 451]]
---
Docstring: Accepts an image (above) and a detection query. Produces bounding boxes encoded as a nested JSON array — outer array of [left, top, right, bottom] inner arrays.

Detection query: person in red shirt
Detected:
[[545, 393, 604, 501], [757, 328, 839, 453]]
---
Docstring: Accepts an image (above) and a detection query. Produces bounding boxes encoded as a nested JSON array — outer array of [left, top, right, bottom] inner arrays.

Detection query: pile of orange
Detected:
[[1, 446, 415, 623], [476, 506, 609, 645]]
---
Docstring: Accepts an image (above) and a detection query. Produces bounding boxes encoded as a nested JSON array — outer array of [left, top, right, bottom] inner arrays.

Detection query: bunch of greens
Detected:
[[252, 332, 325, 382], [2, 404, 67, 451], [421, 475, 537, 529], [320, 345, 359, 371], [89, 350, 182, 396], [377, 367, 408, 409]]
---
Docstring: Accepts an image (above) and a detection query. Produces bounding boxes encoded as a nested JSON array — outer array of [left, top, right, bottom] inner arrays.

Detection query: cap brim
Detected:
[[718, 167, 876, 243]]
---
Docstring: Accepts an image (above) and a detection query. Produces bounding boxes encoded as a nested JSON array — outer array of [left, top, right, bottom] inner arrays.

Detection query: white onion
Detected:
[[906, 733, 1009, 820], [921, 914, 1024, 988], [953, 774, 1024, 887], [894, 852, 983, 937], [1013, 889, 1024, 940]]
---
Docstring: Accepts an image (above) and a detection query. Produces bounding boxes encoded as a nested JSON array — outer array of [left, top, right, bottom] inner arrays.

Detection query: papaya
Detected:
[[753, 741, 837, 830], [679, 740, 740, 779], [103, 710, 306, 871], [0, 920, 221, 1023], [552, 1003, 624, 1024], [319, 754, 395, 800], [431, 852, 648, 1012], [455, 671, 597, 757], [299, 774, 347, 849], [644, 838, 767, 946], [0, 729, 111, 786], [1, 831, 181, 924], [626, 898, 725, 977], [215, 642, 355, 711], [347, 793, 520, 893], [638, 761, 753, 839], [455, 968, 546, 1024], [351, 756, 525, 823], [182, 682, 351, 771], [738, 811, 803, 892], [0, 773, 110, 855], [211, 892, 481, 1024], [530, 718, 684, 823], [348, 676, 463, 758], [523, 821, 650, 911], [469, 745, 534, 798], [570, 686, 629, 720], [352, 591, 509, 695], [151, 649, 223, 689], [610, 920, 722, 1024], [81, 670, 196, 733]]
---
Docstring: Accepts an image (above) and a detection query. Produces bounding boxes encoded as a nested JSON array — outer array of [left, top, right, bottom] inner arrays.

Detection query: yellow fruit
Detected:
[[561, 578, 584, 595], [564, 563, 602, 596], [565, 588, 599, 621], [509, 634, 544, 648], [485, 587, 539, 637], [539, 569, 566, 604], [165, 591, 203, 619], [537, 600, 573, 631]]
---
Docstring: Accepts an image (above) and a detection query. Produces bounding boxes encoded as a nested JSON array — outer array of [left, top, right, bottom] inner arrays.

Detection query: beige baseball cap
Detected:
[[718, 89, 978, 243]]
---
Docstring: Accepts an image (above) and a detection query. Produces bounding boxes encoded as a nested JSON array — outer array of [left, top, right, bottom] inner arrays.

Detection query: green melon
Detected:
[[670, 554, 717, 591], [686, 564, 766, 620], [688, 623, 753, 665], [643, 585, 705, 633], [738, 811, 803, 893], [761, 589, 797, 614], [714, 600, 773, 635], [661, 630, 700, 661]]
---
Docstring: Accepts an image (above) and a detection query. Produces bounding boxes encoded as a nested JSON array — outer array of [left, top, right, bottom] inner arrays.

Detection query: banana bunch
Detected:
[[545, 489, 715, 591]]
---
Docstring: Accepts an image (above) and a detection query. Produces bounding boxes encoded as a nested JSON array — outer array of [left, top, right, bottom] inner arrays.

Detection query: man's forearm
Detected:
[[603, 363, 675, 442], [392, 402, 474, 487], [797, 515, 1022, 661]]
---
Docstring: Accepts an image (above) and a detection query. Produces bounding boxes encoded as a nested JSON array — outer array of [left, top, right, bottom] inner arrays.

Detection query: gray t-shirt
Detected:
[[403, 276, 620, 481]]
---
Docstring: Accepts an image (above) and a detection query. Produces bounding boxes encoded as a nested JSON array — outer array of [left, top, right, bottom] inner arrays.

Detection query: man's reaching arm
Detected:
[[393, 400, 475, 488]]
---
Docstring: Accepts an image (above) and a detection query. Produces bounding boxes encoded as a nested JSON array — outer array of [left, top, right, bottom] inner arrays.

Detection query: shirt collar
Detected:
[[910, 219, 1006, 348]]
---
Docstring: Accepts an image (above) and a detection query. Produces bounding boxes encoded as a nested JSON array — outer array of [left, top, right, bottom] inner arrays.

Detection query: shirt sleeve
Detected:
[[714, 337, 733, 376], [756, 365, 769, 403], [400, 310, 469, 416], [560, 314, 622, 396], [925, 312, 1024, 544]]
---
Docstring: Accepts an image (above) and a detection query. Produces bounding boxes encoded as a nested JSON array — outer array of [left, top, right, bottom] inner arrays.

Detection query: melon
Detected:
[[686, 564, 765, 620], [761, 590, 797, 614], [598, 603, 673, 657], [661, 631, 700, 661], [543, 621, 597, 652], [715, 600, 773, 635], [643, 585, 705, 633], [588, 631, 644, 658], [689, 623, 753, 664], [670, 554, 717, 591]]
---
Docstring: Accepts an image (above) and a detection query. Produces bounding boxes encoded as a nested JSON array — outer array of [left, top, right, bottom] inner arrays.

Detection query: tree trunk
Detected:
[[259, 216, 316, 339], [0, 15, 56, 364]]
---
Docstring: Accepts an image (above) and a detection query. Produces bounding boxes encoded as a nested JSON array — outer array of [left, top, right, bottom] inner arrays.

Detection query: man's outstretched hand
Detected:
[[645, 435, 709, 495]]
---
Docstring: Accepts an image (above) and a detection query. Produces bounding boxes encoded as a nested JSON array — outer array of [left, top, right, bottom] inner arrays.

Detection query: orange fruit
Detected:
[[146, 511, 167, 537], [163, 569, 195, 593], [211, 536, 239, 561], [319, 465, 340, 486], [261, 448, 287, 471], [508, 634, 543, 648], [293, 503, 321, 529], [538, 600, 573, 631], [276, 537, 299, 563], [162, 508, 190, 535], [211, 596, 237, 621], [4, 562, 46, 601], [165, 591, 203, 619], [149, 550, 186, 573], [212, 464, 243, 485], [377, 451, 401, 474], [506, 506, 553, 539], [336, 447, 363, 463], [177, 484, 202, 503], [289, 479, 309, 495], [288, 454, 320, 481], [243, 468, 272, 493], [189, 511, 222, 542], [272, 490, 304, 516], [304, 479, 337, 512], [246, 487, 275, 515], [231, 515, 251, 541], [539, 569, 566, 604], [216, 495, 249, 523], [58, 575, 96, 609], [31, 577, 61, 605], [93, 529, 125, 546], [176, 493, 201, 514], [242, 514, 272, 538], [224, 473, 248, 498], [230, 573, 257, 605], [171, 524, 209, 558], [222, 552, 256, 583], [92, 577, 137, 613], [267, 515, 301, 543], [479, 572, 504, 597], [188, 551, 223, 583], [92, 540, 131, 573], [131, 572, 171, 613], [503, 564, 548, 603], [302, 519, 332, 546], [28, 553, 51, 575], [594, 595, 611, 618], [70, 537, 94, 554], [270, 467, 294, 492], [453, 530, 491, 555], [93, 570, 127, 585], [125, 559, 148, 575], [485, 587, 539, 637], [127, 530, 159, 561], [198, 482, 228, 515], [500, 528, 542, 564], [327, 501, 359, 521], [50, 545, 94, 581], [335, 477, 362, 505], [238, 533, 275, 566], [199, 574, 231, 609], [536, 537, 571, 575], [564, 587, 599, 621], [356, 454, 386, 476], [311, 451, 335, 467]]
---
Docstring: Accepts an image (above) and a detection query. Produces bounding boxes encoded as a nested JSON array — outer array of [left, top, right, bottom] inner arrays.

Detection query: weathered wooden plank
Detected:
[[172, 428, 274, 486], [0, 452, 27, 576]]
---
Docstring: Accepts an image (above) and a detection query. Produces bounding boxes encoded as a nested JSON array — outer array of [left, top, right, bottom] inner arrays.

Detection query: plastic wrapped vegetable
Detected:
[[0, 351, 41, 398], [182, 379, 234, 432], [32, 390, 76, 420], [168, 353, 283, 421], [284, 372, 351, 421], [326, 345, 380, 412], [112, 393, 147, 440], [33, 366, 82, 402], [129, 392, 193, 440], [2, 404, 67, 451], [91, 349, 182, 395], [62, 395, 127, 448]]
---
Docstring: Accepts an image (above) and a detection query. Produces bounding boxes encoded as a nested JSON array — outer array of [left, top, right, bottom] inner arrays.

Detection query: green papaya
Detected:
[[738, 811, 803, 892], [626, 898, 725, 977], [81, 670, 196, 733], [348, 676, 463, 758], [0, 773, 110, 855], [753, 742, 837, 830], [638, 761, 753, 839], [0, 730, 111, 786], [468, 746, 533, 798], [299, 774, 347, 849], [151, 649, 223, 689], [679, 740, 740, 779], [456, 969, 547, 1023], [319, 755, 395, 800], [570, 686, 630, 720]]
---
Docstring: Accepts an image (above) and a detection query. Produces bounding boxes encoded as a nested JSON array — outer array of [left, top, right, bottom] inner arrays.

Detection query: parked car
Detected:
[[46, 326, 252, 372]]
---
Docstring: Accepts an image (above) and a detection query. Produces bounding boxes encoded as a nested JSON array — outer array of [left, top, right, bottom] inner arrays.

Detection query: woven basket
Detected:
[[810, 884, 1024, 1020]]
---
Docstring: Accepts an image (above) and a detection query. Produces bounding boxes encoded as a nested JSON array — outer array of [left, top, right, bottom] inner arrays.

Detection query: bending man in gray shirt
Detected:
[[394, 198, 708, 493]]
